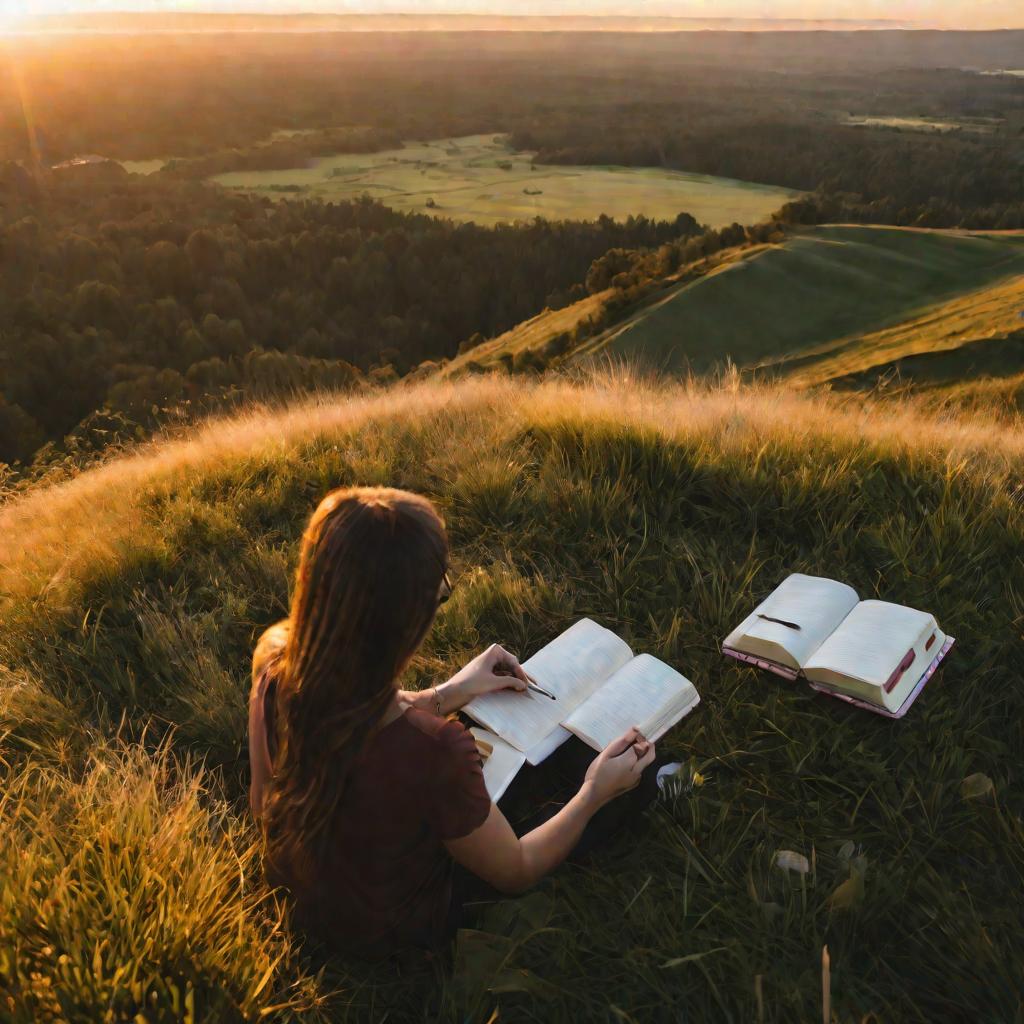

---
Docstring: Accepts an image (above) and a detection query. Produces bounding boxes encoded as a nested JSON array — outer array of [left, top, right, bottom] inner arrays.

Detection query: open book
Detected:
[[723, 573, 954, 717], [465, 618, 700, 768], [469, 727, 527, 802]]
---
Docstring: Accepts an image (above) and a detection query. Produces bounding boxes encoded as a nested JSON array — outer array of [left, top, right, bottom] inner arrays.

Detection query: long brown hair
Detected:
[[263, 486, 448, 883]]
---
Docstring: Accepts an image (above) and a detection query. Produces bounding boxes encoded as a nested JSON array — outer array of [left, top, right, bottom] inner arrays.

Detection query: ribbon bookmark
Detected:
[[884, 648, 916, 694]]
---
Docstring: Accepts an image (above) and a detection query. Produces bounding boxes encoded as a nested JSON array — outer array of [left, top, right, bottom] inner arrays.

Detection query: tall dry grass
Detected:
[[3, 369, 1022, 609]]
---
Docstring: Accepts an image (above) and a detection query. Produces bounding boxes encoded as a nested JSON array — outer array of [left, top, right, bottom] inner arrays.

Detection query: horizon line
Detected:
[[10, 11, 985, 35], [15, 10, 1024, 35]]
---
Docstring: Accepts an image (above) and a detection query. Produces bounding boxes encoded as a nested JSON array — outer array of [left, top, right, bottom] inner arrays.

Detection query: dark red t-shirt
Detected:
[[250, 661, 491, 955]]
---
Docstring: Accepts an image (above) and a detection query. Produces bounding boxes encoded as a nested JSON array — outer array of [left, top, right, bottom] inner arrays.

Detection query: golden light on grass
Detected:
[[2, 367, 1022, 1020], [3, 369, 1022, 610]]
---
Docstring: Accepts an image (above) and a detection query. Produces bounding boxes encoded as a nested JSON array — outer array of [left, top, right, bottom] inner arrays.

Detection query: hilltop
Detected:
[[1, 373, 1021, 1021], [449, 226, 1024, 401]]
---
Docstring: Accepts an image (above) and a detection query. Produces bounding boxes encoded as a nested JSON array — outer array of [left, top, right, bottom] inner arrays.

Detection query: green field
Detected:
[[843, 115, 1000, 134], [570, 226, 1024, 379], [121, 158, 168, 176], [2, 374, 1022, 1021], [211, 134, 801, 228]]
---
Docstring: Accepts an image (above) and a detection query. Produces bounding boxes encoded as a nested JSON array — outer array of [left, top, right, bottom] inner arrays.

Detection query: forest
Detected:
[[0, 164, 698, 466]]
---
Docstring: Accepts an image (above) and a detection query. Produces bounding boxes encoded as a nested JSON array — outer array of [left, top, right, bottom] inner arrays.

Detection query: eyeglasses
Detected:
[[438, 570, 453, 606]]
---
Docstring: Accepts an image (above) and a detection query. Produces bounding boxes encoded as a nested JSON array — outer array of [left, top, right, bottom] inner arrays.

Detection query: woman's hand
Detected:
[[446, 643, 530, 704], [581, 727, 655, 809], [398, 644, 530, 717]]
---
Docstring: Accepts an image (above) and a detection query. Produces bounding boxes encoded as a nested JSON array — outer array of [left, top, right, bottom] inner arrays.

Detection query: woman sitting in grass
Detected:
[[249, 486, 660, 956]]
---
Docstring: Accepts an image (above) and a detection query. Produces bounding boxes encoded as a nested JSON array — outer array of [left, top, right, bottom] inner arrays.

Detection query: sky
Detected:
[[3, 0, 1024, 30]]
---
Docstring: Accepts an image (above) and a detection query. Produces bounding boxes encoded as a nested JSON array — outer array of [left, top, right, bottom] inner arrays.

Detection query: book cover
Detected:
[[723, 636, 955, 718]]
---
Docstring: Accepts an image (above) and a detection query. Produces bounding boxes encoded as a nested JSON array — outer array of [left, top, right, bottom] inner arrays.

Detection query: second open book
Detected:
[[464, 618, 700, 799], [723, 573, 954, 717]]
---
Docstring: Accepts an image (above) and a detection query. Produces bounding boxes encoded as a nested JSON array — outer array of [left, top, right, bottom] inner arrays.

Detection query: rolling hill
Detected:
[[450, 226, 1024, 396], [1, 373, 1022, 1021]]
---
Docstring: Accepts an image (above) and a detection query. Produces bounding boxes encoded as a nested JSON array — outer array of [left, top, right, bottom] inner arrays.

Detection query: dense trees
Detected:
[[0, 170, 694, 465], [515, 119, 1024, 231]]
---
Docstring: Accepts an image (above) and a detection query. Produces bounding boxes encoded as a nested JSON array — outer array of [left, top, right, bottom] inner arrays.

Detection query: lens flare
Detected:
[[7, 49, 43, 178]]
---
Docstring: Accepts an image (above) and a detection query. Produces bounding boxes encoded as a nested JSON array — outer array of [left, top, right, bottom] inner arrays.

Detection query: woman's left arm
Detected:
[[398, 643, 529, 715]]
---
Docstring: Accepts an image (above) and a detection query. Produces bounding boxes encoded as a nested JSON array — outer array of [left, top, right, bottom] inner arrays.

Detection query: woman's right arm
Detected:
[[444, 728, 654, 894]]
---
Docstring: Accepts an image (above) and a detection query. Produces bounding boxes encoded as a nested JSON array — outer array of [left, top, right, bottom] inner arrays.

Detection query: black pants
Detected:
[[447, 737, 667, 932]]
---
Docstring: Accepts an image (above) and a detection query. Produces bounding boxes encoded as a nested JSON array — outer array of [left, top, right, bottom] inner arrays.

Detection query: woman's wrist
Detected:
[[575, 779, 608, 815], [398, 686, 446, 715], [441, 678, 471, 712]]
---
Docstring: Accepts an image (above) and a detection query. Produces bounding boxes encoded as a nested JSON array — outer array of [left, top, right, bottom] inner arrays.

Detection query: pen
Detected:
[[495, 661, 557, 700], [526, 679, 557, 701]]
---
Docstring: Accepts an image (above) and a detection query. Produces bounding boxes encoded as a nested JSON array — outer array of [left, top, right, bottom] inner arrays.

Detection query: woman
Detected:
[[249, 485, 657, 957]]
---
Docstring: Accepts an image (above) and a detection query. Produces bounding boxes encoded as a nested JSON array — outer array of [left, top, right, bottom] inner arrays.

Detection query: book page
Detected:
[[562, 654, 700, 751], [724, 574, 860, 670], [524, 725, 572, 767], [804, 600, 938, 699], [469, 727, 526, 802], [464, 618, 634, 753]]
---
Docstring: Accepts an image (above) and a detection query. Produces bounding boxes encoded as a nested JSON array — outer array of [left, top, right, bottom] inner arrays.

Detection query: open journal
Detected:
[[464, 618, 701, 774], [723, 573, 954, 717], [470, 728, 527, 802]]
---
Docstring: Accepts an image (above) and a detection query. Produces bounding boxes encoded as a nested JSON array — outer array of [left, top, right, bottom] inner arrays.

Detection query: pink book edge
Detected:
[[723, 636, 955, 719], [722, 646, 801, 681]]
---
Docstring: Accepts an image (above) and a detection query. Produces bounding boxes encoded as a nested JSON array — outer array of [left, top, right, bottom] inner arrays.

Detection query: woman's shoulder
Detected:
[[252, 619, 290, 689], [399, 708, 480, 766]]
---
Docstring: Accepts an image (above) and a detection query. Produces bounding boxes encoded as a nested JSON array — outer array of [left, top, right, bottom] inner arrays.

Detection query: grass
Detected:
[[210, 134, 801, 228], [916, 370, 1024, 417], [2, 371, 1023, 1021], [121, 158, 168, 175], [570, 226, 1024, 379], [842, 115, 1000, 134], [783, 271, 1024, 389], [441, 289, 612, 377]]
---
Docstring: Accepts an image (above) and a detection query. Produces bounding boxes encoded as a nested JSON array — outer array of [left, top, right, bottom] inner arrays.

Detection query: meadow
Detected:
[[570, 226, 1024, 379], [842, 115, 1000, 134], [1, 371, 1022, 1022], [210, 134, 801, 228]]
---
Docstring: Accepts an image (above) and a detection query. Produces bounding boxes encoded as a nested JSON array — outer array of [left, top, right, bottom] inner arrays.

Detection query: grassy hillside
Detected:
[[568, 226, 1024, 379], [784, 271, 1024, 389], [2, 374, 1023, 1021], [441, 289, 613, 377]]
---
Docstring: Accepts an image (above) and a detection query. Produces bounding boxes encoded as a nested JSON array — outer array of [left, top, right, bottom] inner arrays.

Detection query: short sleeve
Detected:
[[249, 620, 289, 818], [425, 718, 493, 840]]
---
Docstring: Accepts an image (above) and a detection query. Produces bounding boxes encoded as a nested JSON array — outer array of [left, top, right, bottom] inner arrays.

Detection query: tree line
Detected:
[[0, 165, 697, 465]]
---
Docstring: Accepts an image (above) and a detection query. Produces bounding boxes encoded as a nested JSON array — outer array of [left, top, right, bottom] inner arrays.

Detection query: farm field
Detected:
[[842, 114, 1001, 133], [569, 226, 1024, 378], [121, 158, 168, 175], [210, 133, 802, 227]]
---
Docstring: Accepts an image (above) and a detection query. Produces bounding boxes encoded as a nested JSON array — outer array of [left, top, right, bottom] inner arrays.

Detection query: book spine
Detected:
[[807, 636, 955, 719], [722, 646, 801, 682]]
